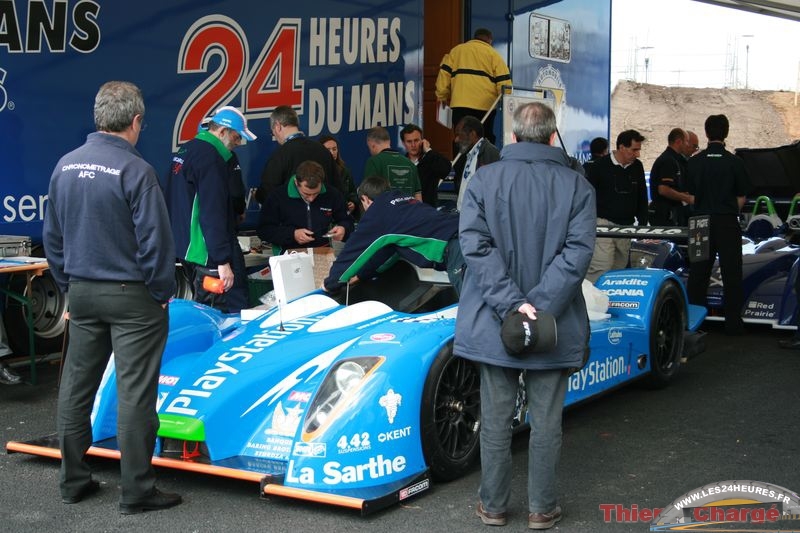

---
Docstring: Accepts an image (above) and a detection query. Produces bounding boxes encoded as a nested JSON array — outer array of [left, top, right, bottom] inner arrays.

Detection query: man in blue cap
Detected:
[[164, 106, 256, 313]]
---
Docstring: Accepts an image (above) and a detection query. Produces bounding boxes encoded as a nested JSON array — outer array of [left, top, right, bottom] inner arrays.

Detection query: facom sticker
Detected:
[[399, 479, 430, 500]]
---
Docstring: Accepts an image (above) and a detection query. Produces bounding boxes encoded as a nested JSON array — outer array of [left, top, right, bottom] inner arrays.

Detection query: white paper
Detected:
[[436, 103, 452, 128]]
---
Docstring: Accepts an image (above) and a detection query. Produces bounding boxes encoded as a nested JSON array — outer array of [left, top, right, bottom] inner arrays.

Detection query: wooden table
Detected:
[[0, 258, 50, 384]]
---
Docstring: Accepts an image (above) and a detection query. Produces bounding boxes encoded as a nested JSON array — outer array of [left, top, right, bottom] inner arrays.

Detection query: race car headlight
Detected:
[[335, 361, 365, 393], [303, 356, 383, 436]]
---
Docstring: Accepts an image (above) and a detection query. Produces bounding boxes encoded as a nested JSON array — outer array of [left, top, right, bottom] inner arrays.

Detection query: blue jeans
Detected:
[[478, 364, 567, 514]]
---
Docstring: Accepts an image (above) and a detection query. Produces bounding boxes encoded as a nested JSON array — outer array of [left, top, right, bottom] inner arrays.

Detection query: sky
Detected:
[[611, 0, 800, 91]]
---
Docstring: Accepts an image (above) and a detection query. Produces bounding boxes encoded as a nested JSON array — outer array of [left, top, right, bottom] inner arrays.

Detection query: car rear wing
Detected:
[[597, 225, 688, 243]]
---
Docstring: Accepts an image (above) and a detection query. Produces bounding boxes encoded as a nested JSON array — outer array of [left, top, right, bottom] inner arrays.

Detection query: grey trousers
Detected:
[[58, 281, 168, 503], [478, 364, 567, 514]]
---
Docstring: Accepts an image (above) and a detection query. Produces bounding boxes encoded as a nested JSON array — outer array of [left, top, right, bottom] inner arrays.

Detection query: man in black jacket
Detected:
[[650, 128, 694, 226], [256, 105, 342, 203], [585, 129, 648, 282], [323, 176, 463, 295], [401, 124, 452, 207], [686, 114, 751, 336], [454, 116, 500, 211]]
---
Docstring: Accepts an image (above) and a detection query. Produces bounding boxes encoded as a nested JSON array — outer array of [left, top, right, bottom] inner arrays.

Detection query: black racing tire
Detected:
[[646, 280, 686, 388], [420, 342, 481, 481], [174, 265, 193, 300], [4, 246, 67, 355]]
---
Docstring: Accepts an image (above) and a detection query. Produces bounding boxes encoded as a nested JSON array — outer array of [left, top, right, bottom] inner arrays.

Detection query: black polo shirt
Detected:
[[686, 142, 751, 215]]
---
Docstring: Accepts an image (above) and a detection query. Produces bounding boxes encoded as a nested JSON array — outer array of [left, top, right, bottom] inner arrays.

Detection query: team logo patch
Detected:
[[399, 479, 430, 500], [379, 389, 402, 424]]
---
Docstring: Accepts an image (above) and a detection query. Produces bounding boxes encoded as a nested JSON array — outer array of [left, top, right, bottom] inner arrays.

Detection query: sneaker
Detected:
[[0, 362, 21, 385], [528, 506, 562, 530], [119, 488, 182, 515], [476, 501, 507, 526]]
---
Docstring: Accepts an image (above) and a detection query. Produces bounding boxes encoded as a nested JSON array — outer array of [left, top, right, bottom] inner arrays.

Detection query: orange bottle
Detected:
[[202, 275, 225, 294]]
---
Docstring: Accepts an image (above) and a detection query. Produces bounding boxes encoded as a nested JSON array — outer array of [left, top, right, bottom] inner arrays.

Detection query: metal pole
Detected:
[[745, 44, 750, 89]]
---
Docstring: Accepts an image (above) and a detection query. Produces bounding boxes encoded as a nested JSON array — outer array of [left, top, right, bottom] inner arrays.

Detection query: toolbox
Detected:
[[0, 235, 32, 258]]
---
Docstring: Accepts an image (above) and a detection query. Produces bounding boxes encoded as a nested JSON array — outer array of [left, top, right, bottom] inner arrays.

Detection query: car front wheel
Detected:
[[646, 280, 686, 388], [420, 343, 481, 481]]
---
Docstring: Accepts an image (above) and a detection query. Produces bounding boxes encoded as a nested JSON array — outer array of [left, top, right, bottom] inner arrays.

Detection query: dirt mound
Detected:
[[611, 80, 797, 170]]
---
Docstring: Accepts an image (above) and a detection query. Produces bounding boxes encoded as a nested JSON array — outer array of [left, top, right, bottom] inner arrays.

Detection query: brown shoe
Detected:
[[476, 502, 507, 526], [528, 506, 562, 529]]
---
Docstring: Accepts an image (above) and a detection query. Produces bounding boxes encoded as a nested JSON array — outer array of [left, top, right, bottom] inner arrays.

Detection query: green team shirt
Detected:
[[364, 149, 421, 197]]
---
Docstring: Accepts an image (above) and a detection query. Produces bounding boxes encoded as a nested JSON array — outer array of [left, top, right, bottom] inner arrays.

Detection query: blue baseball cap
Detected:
[[204, 106, 257, 143]]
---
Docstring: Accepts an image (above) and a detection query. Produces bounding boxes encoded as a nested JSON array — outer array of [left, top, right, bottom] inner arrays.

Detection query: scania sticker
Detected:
[[605, 288, 645, 297], [293, 441, 327, 458], [379, 389, 402, 424], [608, 328, 623, 345], [370, 332, 396, 342], [399, 479, 430, 500]]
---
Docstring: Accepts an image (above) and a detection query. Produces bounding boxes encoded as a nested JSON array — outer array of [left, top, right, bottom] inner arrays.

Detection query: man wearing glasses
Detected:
[[164, 106, 256, 313], [256, 105, 342, 204]]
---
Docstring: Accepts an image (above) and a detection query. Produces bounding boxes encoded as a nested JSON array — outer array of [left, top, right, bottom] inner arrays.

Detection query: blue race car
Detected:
[[7, 258, 705, 514], [630, 234, 800, 330]]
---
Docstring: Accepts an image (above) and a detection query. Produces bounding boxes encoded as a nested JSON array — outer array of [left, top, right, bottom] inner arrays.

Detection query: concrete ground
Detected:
[[1, 321, 799, 532]]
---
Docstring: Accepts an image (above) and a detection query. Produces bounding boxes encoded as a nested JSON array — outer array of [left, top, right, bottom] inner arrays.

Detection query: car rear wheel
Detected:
[[4, 246, 67, 355], [646, 280, 686, 388], [420, 343, 481, 481]]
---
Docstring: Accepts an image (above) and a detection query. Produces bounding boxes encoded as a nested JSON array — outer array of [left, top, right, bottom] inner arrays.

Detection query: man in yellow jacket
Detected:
[[435, 28, 511, 148]]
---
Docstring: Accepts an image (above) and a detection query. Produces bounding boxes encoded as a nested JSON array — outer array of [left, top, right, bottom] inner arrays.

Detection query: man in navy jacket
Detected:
[[258, 160, 354, 254], [455, 102, 595, 530], [165, 106, 256, 313], [323, 176, 464, 295], [43, 81, 180, 513]]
